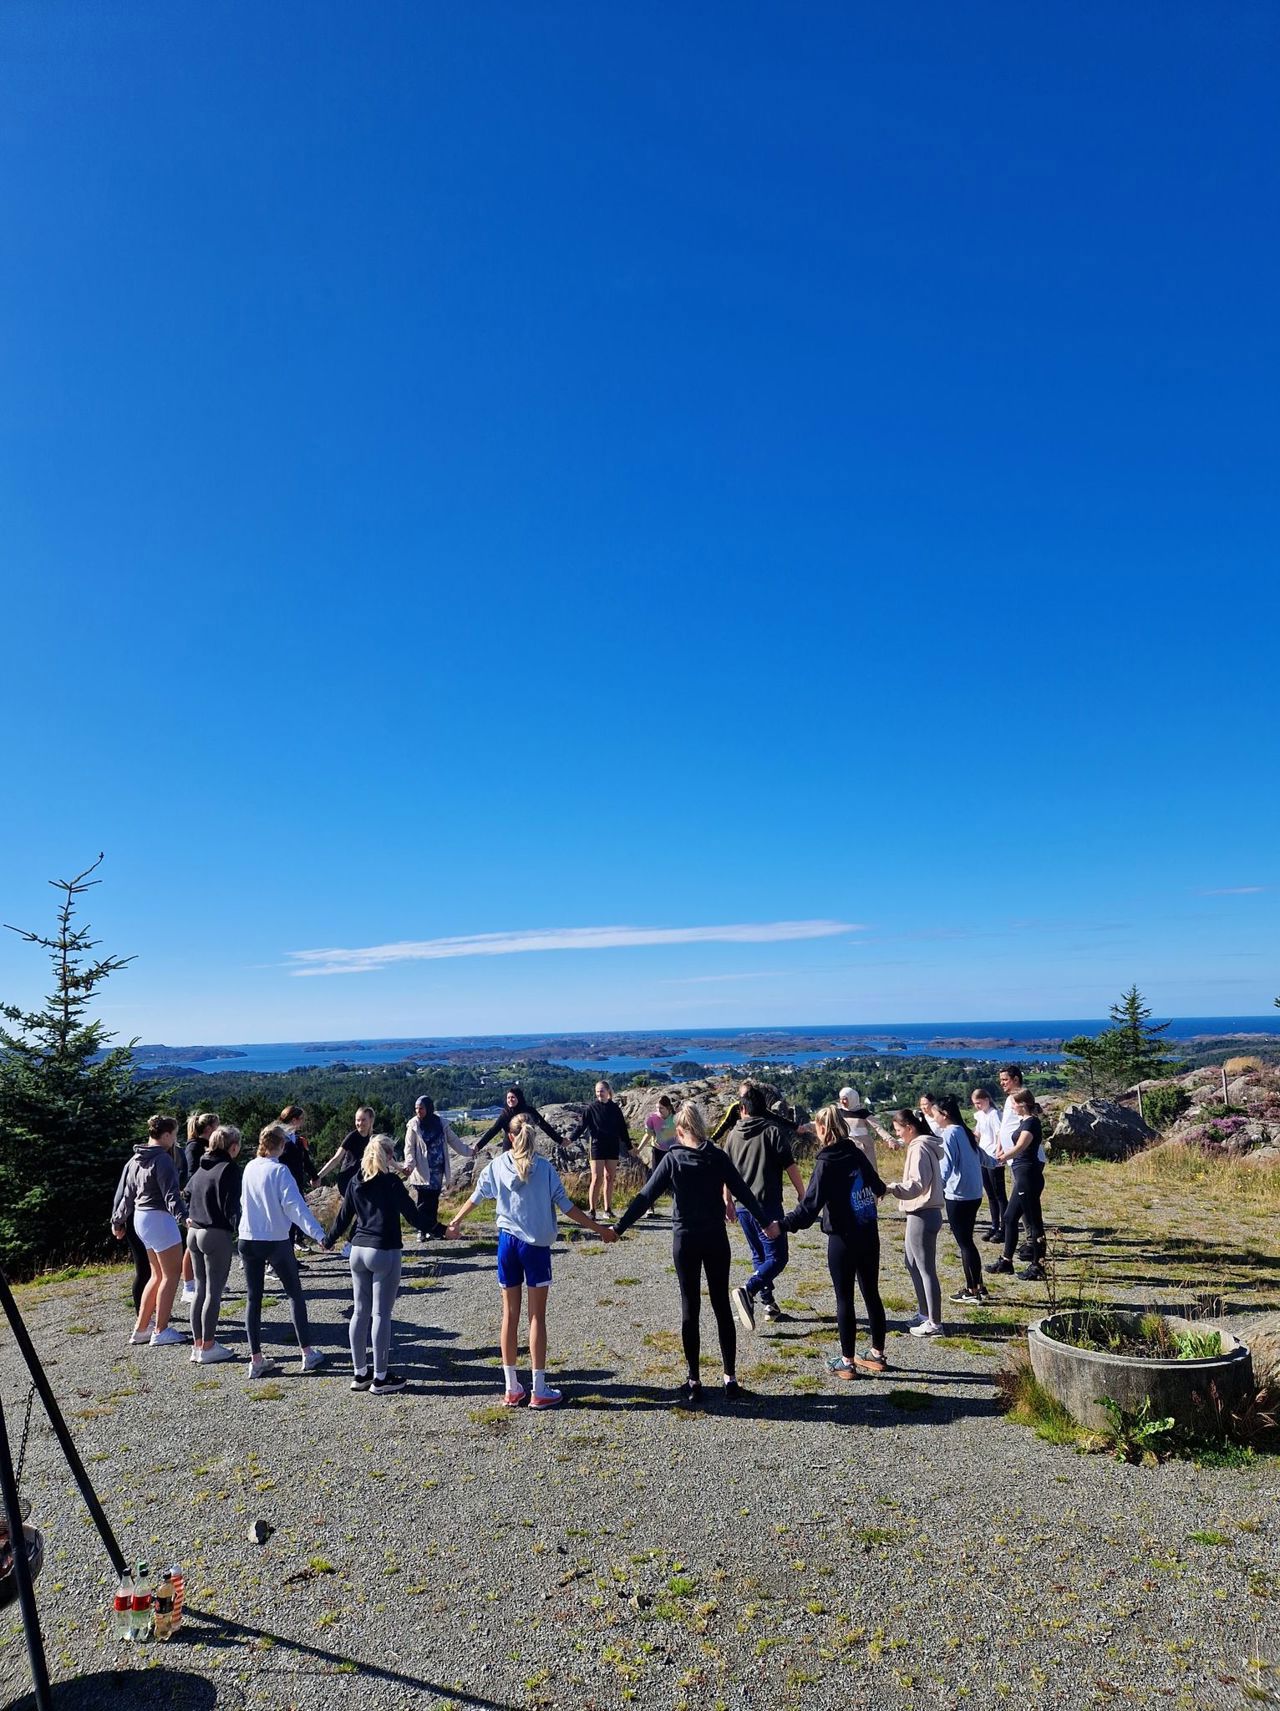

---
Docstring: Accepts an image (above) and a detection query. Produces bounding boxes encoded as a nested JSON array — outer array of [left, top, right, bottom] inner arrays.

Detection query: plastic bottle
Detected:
[[168, 1562, 185, 1634], [153, 1569, 175, 1642], [130, 1560, 154, 1642], [113, 1571, 134, 1641]]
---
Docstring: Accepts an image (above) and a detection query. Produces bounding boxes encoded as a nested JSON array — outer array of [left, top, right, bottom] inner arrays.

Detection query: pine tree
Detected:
[[0, 856, 154, 1276], [1102, 984, 1177, 1089]]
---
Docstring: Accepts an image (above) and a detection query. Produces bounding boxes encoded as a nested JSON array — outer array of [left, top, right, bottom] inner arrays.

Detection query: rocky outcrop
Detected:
[[1051, 1099, 1155, 1160]]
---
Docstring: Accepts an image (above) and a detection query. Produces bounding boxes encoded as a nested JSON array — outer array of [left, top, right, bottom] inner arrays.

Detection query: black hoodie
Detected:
[[476, 1089, 563, 1152], [781, 1138, 886, 1243], [614, 1143, 767, 1239], [723, 1116, 796, 1217], [186, 1153, 242, 1232]]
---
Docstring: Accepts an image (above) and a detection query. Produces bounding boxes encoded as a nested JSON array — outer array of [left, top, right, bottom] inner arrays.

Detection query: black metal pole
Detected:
[[0, 1390, 54, 1711], [0, 1268, 127, 1576]]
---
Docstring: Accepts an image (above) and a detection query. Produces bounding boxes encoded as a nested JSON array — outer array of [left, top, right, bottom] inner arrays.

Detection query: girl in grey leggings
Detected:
[[885, 1108, 945, 1336], [324, 1134, 432, 1395]]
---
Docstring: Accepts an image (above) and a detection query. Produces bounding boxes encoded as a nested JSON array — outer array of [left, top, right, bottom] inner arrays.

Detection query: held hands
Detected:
[[444, 1221, 463, 1240], [598, 1226, 618, 1244], [764, 1221, 782, 1241]]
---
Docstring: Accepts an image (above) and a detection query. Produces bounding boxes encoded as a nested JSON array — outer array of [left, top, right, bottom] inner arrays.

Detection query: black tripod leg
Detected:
[[0, 1270, 127, 1576], [0, 1392, 53, 1711]]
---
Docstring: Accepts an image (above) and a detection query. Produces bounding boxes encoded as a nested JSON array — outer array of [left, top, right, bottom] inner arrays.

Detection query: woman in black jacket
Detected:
[[567, 1080, 634, 1222], [614, 1103, 777, 1408], [475, 1085, 564, 1156], [323, 1135, 433, 1395], [186, 1124, 243, 1364], [781, 1105, 888, 1379]]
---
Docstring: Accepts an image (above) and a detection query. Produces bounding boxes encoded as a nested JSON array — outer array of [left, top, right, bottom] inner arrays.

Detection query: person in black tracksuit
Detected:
[[475, 1085, 564, 1156], [567, 1080, 634, 1221], [782, 1106, 889, 1378], [614, 1101, 776, 1408]]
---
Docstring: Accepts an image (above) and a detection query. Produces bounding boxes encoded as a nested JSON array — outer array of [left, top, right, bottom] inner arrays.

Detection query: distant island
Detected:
[[117, 1044, 248, 1065]]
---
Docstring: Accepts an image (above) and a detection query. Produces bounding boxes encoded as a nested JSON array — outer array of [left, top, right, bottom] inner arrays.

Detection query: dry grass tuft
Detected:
[[1116, 1143, 1280, 1213]]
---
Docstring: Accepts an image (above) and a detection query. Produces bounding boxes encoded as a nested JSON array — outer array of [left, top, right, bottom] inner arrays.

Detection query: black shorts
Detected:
[[589, 1143, 621, 1162]]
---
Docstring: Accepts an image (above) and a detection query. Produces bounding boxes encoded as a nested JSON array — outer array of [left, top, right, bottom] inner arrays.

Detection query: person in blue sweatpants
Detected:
[[721, 1084, 807, 1329]]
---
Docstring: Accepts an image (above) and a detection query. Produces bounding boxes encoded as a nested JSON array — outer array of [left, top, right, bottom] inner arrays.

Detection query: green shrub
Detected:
[[1141, 1083, 1190, 1131]]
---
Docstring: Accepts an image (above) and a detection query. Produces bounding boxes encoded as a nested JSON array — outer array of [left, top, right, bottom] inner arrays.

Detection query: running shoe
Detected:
[[1019, 1263, 1047, 1282], [189, 1348, 200, 1364], [675, 1380, 702, 1410], [249, 1356, 278, 1380], [129, 1319, 156, 1346], [198, 1343, 235, 1364], [300, 1349, 327, 1375], [1017, 1243, 1036, 1261], [951, 1288, 982, 1303], [731, 1286, 756, 1331], [986, 1257, 1015, 1275], [761, 1303, 788, 1323], [149, 1326, 187, 1347], [982, 1230, 1004, 1244], [908, 1320, 943, 1338], [529, 1386, 562, 1410], [908, 1312, 927, 1327], [722, 1379, 745, 1400], [854, 1352, 887, 1374], [370, 1370, 406, 1395], [181, 1283, 197, 1304], [826, 1356, 856, 1381], [501, 1385, 527, 1407]]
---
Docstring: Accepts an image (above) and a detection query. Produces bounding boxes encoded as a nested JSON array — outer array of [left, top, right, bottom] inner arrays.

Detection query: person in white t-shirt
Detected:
[[971, 1086, 1007, 1241]]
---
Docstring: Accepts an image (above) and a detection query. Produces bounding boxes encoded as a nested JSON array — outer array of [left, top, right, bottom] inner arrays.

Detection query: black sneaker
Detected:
[[350, 1371, 372, 1391], [951, 1288, 981, 1303], [676, 1379, 703, 1409], [986, 1257, 1015, 1275], [1018, 1264, 1046, 1282], [370, 1370, 407, 1395], [761, 1303, 788, 1323], [982, 1230, 1004, 1244], [731, 1286, 756, 1331], [722, 1379, 745, 1400], [1017, 1243, 1035, 1261]]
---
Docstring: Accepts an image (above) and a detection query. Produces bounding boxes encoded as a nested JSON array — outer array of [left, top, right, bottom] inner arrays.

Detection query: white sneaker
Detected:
[[249, 1356, 278, 1379], [130, 1328, 153, 1346], [189, 1347, 201, 1363], [909, 1320, 943, 1338], [198, 1343, 235, 1364], [908, 1312, 926, 1328], [300, 1349, 327, 1375], [529, 1385, 562, 1410], [181, 1283, 197, 1304], [150, 1326, 188, 1347]]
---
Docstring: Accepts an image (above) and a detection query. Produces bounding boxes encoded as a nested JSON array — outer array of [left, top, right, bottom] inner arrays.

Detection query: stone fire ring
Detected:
[[1027, 1310, 1253, 1434]]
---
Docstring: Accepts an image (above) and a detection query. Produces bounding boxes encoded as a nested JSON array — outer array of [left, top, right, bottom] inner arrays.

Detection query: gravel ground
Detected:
[[1, 1176, 1278, 1711]]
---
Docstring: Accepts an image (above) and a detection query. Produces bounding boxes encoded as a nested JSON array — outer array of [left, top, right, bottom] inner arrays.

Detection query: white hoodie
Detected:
[[239, 1157, 326, 1243]]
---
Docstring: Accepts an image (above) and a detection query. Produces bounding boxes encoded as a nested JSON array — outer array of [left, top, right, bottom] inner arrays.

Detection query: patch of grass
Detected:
[[790, 1375, 820, 1393], [852, 1527, 898, 1547], [469, 1405, 511, 1432], [247, 1383, 286, 1402], [993, 1358, 1087, 1448], [1187, 1530, 1233, 1547], [613, 1277, 642, 1287], [744, 1360, 788, 1381], [933, 1336, 999, 1358], [885, 1389, 931, 1414]]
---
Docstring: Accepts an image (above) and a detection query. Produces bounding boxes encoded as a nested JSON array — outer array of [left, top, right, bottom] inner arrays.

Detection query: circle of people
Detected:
[[109, 1065, 1048, 1408]]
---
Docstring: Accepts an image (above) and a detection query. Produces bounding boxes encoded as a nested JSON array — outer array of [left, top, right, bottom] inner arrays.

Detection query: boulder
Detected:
[[1050, 1099, 1155, 1160]]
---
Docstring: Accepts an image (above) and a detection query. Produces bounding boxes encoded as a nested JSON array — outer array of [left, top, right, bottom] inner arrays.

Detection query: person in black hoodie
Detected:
[[323, 1134, 434, 1395], [474, 1085, 565, 1157], [781, 1106, 889, 1378], [186, 1124, 243, 1364], [722, 1084, 807, 1331], [614, 1102, 778, 1409], [567, 1080, 634, 1221], [279, 1104, 320, 1256]]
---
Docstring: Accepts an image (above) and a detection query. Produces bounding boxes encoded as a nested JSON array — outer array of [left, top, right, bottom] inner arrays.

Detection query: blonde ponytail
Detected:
[[509, 1114, 536, 1183]]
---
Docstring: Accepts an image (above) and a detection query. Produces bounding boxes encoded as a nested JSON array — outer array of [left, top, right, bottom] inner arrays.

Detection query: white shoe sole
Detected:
[[730, 1290, 755, 1332]]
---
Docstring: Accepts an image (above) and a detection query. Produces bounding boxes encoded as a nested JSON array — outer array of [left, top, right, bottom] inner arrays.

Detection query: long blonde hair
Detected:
[[509, 1114, 536, 1182], [362, 1135, 396, 1180], [814, 1105, 848, 1149], [187, 1111, 219, 1143], [674, 1102, 707, 1146]]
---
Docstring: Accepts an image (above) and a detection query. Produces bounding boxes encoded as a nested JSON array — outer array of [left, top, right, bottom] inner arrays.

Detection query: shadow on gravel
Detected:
[[547, 1374, 1001, 1424], [10, 1668, 218, 1711], [172, 1606, 513, 1707]]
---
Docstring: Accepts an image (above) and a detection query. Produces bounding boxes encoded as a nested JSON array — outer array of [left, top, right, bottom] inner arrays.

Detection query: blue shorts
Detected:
[[496, 1231, 553, 1289]]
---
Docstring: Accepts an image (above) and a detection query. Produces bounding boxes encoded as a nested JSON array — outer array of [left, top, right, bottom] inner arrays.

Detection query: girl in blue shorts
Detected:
[[447, 1115, 615, 1408]]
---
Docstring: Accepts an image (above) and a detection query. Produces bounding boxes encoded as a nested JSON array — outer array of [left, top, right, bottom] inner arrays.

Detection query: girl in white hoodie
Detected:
[[238, 1124, 328, 1379], [885, 1108, 945, 1336]]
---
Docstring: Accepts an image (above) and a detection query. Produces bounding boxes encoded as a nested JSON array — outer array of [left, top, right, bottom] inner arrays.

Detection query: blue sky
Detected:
[[1, 1, 1277, 1043]]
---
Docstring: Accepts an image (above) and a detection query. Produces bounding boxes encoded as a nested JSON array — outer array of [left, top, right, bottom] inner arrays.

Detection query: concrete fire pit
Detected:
[[1027, 1311, 1253, 1434]]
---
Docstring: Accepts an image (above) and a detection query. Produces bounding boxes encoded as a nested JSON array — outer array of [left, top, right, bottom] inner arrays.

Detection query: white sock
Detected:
[[503, 1365, 520, 1392], [532, 1369, 551, 1397]]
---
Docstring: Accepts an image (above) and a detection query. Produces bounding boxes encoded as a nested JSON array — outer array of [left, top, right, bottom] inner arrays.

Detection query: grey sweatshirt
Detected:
[[111, 1144, 185, 1227]]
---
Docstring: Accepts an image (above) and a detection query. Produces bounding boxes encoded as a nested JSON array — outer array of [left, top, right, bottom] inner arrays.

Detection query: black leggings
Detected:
[[826, 1228, 886, 1358], [944, 1197, 984, 1291], [672, 1228, 736, 1380], [411, 1185, 441, 1230], [125, 1224, 150, 1315], [1002, 1165, 1046, 1261], [240, 1239, 311, 1356], [980, 1163, 1008, 1235]]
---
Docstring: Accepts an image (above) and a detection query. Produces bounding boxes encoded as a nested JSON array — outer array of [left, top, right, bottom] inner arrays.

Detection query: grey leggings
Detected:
[[240, 1239, 310, 1356], [349, 1246, 403, 1378], [187, 1227, 234, 1343], [903, 1209, 943, 1325]]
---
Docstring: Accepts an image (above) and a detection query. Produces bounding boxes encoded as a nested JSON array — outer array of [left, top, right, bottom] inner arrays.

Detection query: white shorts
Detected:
[[134, 1208, 182, 1253]]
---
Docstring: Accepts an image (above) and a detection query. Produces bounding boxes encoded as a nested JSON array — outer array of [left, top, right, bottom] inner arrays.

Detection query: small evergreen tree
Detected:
[[0, 856, 154, 1276], [1105, 984, 1177, 1087]]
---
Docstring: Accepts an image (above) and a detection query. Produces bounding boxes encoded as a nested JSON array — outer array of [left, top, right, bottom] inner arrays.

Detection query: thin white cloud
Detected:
[[287, 920, 862, 978], [1198, 886, 1267, 896]]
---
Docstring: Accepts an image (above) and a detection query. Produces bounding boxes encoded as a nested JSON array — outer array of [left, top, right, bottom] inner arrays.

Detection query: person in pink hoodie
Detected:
[[884, 1109, 945, 1337]]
